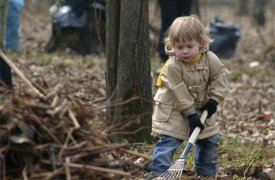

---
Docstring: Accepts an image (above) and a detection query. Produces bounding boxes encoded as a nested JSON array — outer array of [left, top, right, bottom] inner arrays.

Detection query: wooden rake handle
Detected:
[[179, 110, 208, 160], [188, 110, 208, 144]]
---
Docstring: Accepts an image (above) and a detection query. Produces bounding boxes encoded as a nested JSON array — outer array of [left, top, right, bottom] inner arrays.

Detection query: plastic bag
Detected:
[[208, 17, 241, 58], [52, 6, 88, 29], [51, 0, 106, 29]]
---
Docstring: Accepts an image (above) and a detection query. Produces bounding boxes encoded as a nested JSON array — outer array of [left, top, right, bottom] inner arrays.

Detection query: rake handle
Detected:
[[179, 110, 208, 160], [189, 110, 208, 144]]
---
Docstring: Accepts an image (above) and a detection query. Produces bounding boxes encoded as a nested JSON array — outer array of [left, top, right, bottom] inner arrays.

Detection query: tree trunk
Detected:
[[106, 0, 152, 143], [251, 0, 268, 26], [0, 0, 8, 48], [191, 0, 200, 17], [0, 0, 13, 89], [235, 0, 249, 16]]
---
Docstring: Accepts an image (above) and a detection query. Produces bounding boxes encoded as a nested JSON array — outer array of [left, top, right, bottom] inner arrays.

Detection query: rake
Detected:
[[159, 110, 208, 179]]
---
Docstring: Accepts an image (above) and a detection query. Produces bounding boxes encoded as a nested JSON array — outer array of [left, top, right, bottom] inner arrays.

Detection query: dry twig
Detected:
[[0, 50, 44, 97]]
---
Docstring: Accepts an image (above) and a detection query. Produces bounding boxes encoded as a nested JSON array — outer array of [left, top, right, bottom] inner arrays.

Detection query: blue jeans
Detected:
[[149, 134, 219, 177], [194, 134, 220, 176], [6, 0, 24, 49]]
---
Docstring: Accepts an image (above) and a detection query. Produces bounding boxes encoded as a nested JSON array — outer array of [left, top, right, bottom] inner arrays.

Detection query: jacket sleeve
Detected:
[[207, 52, 229, 103], [160, 59, 196, 115]]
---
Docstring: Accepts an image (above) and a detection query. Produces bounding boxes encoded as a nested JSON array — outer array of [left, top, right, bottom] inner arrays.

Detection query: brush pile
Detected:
[[0, 88, 150, 180]]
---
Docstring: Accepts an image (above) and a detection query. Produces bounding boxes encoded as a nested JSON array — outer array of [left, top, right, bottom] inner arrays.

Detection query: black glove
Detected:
[[186, 113, 204, 136], [200, 99, 218, 118]]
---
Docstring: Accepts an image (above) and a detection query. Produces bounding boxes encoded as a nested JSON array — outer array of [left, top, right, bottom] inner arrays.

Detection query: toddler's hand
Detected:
[[200, 99, 218, 118], [186, 113, 204, 136]]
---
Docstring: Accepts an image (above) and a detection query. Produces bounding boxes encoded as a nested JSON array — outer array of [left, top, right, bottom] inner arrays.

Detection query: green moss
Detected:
[[219, 136, 274, 170]]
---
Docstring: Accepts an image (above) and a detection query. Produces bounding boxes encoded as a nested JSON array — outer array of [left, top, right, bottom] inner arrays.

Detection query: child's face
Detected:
[[174, 39, 202, 63]]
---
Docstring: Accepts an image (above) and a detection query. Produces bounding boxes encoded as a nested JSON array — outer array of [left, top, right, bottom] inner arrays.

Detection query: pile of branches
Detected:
[[0, 88, 150, 180]]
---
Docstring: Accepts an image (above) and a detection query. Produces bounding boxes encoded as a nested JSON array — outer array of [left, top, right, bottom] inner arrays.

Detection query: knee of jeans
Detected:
[[150, 150, 177, 171], [150, 136, 182, 176], [194, 145, 218, 164], [194, 134, 220, 176]]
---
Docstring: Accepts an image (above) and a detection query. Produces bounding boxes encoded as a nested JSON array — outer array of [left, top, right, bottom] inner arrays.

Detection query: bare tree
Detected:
[[0, 0, 13, 89], [106, 0, 152, 142], [251, 0, 268, 26], [235, 0, 268, 26], [0, 0, 8, 48], [235, 0, 249, 16]]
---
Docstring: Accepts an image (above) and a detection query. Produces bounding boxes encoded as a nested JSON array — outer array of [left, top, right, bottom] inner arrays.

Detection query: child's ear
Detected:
[[199, 44, 203, 51], [199, 42, 206, 50], [165, 46, 175, 56]]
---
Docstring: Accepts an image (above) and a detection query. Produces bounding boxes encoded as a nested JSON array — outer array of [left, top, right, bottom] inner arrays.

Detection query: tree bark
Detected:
[[251, 0, 268, 26], [0, 0, 13, 89], [106, 0, 152, 142], [235, 0, 249, 16], [191, 0, 200, 17], [0, 0, 8, 48]]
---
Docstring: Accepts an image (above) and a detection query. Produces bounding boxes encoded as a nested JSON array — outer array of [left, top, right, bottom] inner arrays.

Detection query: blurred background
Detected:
[[19, 0, 275, 58]]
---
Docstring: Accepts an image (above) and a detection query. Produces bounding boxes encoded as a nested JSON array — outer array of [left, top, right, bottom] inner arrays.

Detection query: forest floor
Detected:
[[1, 1, 275, 179]]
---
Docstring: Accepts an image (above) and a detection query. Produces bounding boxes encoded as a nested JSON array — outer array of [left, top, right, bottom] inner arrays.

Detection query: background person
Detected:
[[6, 0, 24, 50], [0, 0, 24, 89], [157, 0, 192, 63]]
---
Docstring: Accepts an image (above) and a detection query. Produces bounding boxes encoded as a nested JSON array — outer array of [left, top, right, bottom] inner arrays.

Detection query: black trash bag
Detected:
[[52, 6, 88, 29], [208, 16, 241, 59], [46, 0, 106, 55], [51, 0, 106, 30]]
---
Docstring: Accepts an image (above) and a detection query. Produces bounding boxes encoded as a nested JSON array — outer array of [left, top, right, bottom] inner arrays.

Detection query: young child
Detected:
[[149, 16, 229, 179]]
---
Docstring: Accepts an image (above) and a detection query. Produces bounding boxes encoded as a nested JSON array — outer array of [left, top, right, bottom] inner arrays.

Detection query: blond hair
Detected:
[[164, 15, 211, 54]]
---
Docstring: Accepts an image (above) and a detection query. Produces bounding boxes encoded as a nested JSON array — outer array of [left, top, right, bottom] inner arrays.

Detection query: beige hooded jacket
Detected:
[[152, 50, 229, 140]]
